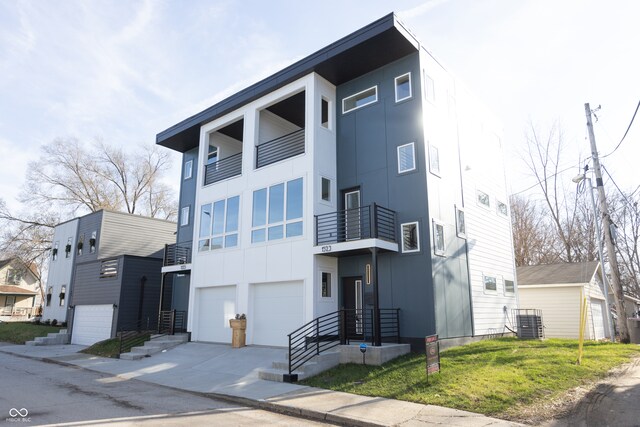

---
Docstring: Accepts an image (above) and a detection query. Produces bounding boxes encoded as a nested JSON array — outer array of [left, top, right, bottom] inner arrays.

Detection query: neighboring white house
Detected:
[[517, 261, 610, 340], [0, 258, 40, 321]]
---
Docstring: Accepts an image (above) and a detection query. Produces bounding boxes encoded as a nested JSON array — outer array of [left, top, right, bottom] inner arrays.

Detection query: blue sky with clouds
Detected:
[[1, 0, 639, 212]]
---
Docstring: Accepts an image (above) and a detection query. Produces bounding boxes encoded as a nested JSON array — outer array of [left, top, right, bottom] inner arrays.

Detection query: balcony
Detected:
[[256, 128, 305, 169], [314, 204, 398, 255], [204, 152, 242, 186], [162, 241, 192, 272]]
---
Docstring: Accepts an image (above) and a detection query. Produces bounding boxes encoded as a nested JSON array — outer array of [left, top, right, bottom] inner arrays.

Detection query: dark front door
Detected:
[[342, 276, 364, 339]]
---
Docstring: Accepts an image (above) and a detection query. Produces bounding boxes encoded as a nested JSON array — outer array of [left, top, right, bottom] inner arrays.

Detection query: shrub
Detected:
[[61, 321, 67, 328], [51, 319, 58, 326], [34, 318, 41, 325], [43, 319, 51, 326]]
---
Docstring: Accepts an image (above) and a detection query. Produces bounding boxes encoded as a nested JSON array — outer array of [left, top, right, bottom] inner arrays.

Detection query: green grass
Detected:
[[301, 338, 640, 417], [81, 333, 151, 358], [0, 322, 62, 344]]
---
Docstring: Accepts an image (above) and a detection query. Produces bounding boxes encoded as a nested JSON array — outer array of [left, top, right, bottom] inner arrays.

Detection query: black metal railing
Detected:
[[117, 317, 157, 357], [256, 128, 305, 168], [158, 310, 186, 335], [287, 308, 400, 379], [163, 242, 192, 267], [315, 204, 396, 245], [204, 152, 242, 186]]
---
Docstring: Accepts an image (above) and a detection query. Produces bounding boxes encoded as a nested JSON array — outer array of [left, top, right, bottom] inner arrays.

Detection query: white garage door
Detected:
[[591, 299, 606, 340], [252, 281, 304, 347], [72, 305, 114, 345], [196, 286, 236, 343]]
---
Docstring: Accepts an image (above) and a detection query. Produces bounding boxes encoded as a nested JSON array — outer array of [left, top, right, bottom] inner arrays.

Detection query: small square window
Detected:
[[184, 160, 193, 180], [484, 275, 497, 292], [429, 144, 440, 176], [321, 272, 331, 298], [321, 98, 330, 129], [504, 279, 515, 294], [433, 221, 445, 256], [477, 190, 490, 208], [343, 86, 378, 114], [397, 143, 416, 174], [497, 200, 508, 216], [181, 206, 190, 226], [455, 207, 466, 238], [395, 73, 412, 102], [321, 177, 331, 202], [401, 222, 420, 253]]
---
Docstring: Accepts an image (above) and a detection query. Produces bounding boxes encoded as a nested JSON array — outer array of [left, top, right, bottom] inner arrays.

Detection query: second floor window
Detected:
[[198, 196, 240, 251], [181, 206, 190, 226], [252, 178, 303, 243], [6, 268, 22, 285]]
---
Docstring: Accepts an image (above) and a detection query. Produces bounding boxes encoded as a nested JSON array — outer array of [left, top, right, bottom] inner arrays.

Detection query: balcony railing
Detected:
[[163, 241, 192, 267], [315, 204, 396, 245], [256, 128, 305, 168], [204, 152, 242, 186]]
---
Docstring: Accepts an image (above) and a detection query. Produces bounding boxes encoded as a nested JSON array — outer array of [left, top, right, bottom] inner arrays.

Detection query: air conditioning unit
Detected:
[[514, 309, 544, 339]]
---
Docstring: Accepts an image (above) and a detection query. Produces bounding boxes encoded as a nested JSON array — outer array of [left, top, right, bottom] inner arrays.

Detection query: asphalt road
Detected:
[[0, 352, 327, 426]]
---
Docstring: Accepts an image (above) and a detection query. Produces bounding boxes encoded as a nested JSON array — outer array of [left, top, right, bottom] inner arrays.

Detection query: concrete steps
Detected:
[[258, 350, 340, 382], [119, 333, 189, 360], [25, 329, 70, 346]]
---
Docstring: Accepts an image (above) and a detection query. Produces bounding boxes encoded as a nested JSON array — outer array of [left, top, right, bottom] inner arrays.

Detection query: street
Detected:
[[0, 352, 326, 426]]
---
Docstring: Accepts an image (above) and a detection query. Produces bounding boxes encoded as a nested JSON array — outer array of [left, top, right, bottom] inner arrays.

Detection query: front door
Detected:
[[344, 189, 361, 241], [342, 277, 364, 338]]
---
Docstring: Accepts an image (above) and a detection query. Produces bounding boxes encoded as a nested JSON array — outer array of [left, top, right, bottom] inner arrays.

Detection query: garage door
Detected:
[[591, 299, 606, 340], [252, 281, 303, 346], [72, 305, 114, 345], [196, 286, 236, 343]]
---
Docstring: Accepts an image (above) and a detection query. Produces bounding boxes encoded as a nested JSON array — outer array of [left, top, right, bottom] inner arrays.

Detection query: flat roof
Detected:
[[156, 12, 419, 153]]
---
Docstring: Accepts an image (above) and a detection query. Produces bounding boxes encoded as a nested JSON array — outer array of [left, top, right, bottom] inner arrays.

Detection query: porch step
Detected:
[[258, 351, 340, 382], [25, 331, 70, 346], [119, 333, 188, 360]]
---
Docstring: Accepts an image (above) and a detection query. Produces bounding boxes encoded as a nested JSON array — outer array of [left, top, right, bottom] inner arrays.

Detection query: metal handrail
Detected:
[[158, 310, 186, 335], [256, 128, 305, 168], [204, 152, 242, 186], [163, 242, 192, 267], [117, 317, 156, 357], [315, 204, 396, 245]]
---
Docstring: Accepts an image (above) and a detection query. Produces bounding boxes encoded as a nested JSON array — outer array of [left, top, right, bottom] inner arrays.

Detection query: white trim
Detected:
[[432, 220, 445, 256], [503, 277, 515, 295], [180, 206, 190, 227], [397, 142, 416, 174], [401, 221, 420, 253], [394, 72, 412, 102], [342, 86, 378, 114], [483, 273, 498, 294]]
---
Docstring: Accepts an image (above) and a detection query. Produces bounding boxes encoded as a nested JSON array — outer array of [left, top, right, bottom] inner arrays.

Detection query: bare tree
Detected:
[[510, 195, 557, 266], [609, 190, 640, 300]]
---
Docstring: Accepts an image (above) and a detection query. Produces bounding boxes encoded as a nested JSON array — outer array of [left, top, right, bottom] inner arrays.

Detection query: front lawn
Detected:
[[302, 338, 640, 421], [0, 322, 62, 344], [81, 333, 150, 358]]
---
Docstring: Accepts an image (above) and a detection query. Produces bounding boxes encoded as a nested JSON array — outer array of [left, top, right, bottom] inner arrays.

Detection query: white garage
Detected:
[[71, 304, 114, 345], [251, 281, 304, 346], [196, 285, 236, 343], [591, 299, 606, 340]]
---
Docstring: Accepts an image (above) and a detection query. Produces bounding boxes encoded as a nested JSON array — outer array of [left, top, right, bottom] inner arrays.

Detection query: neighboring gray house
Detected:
[[43, 210, 176, 345]]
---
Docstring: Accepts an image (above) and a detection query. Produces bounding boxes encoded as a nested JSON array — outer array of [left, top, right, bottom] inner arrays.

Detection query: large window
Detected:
[[433, 220, 445, 256], [401, 222, 420, 253], [199, 196, 240, 251], [252, 178, 303, 243], [395, 73, 412, 102], [397, 142, 416, 174], [342, 86, 378, 114]]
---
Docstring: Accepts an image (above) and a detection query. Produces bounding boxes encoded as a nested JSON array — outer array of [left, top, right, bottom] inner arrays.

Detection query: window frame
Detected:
[[455, 206, 466, 239], [483, 274, 498, 294], [394, 72, 412, 102], [504, 278, 515, 295], [99, 259, 119, 279], [180, 206, 190, 227], [428, 144, 440, 176], [342, 86, 378, 114], [320, 271, 332, 299], [320, 176, 331, 203], [251, 178, 304, 243], [432, 220, 446, 256], [321, 97, 331, 129], [477, 190, 491, 209], [397, 142, 416, 174], [198, 196, 240, 252], [184, 159, 193, 180], [401, 221, 420, 253], [496, 200, 508, 217]]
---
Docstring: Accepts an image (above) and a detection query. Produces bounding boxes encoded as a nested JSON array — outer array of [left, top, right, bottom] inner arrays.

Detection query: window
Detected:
[[321, 177, 331, 202], [497, 200, 508, 216], [484, 275, 497, 292], [184, 160, 193, 180], [429, 144, 440, 176], [477, 190, 490, 208], [252, 178, 303, 243], [181, 206, 190, 226], [89, 231, 97, 254], [455, 207, 466, 238], [321, 98, 330, 129], [424, 72, 435, 103], [198, 196, 240, 252], [401, 222, 420, 253], [100, 259, 118, 279], [65, 237, 72, 258], [397, 143, 416, 174], [59, 285, 66, 306], [433, 221, 445, 256], [321, 272, 331, 298], [395, 73, 412, 102], [504, 279, 515, 294], [207, 144, 218, 165], [46, 287, 52, 306], [342, 86, 377, 114], [6, 269, 22, 285], [77, 234, 84, 255], [52, 241, 59, 261]]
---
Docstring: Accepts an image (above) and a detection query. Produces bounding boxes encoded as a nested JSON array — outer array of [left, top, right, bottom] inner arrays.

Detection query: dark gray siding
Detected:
[[75, 211, 104, 265], [336, 52, 471, 346], [177, 148, 198, 244], [118, 256, 163, 330]]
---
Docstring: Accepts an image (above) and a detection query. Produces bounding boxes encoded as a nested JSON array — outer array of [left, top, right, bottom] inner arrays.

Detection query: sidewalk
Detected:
[[0, 342, 522, 426]]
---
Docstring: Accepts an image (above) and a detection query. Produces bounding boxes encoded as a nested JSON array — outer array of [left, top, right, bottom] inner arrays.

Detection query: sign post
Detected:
[[360, 343, 367, 365], [425, 334, 440, 384]]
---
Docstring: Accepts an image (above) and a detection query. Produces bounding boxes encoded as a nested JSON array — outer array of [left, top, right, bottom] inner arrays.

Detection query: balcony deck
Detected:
[[204, 152, 242, 186], [256, 129, 304, 169], [162, 241, 192, 273]]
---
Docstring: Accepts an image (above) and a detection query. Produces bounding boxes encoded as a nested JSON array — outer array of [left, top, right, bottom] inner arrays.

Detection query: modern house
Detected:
[[0, 258, 40, 321], [42, 210, 176, 345], [156, 13, 517, 350]]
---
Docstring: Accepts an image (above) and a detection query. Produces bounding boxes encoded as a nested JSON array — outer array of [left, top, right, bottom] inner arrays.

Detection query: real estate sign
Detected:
[[425, 334, 440, 382]]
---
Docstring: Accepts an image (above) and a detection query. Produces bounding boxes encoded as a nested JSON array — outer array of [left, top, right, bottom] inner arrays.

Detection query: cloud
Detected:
[[397, 0, 453, 19]]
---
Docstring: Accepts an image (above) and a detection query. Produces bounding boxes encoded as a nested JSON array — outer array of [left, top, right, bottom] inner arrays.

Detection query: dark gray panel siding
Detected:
[[119, 256, 163, 330], [177, 148, 199, 244], [75, 211, 104, 265]]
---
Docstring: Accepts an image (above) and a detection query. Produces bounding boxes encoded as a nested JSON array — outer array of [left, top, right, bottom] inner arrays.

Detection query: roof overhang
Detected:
[[156, 13, 420, 153], [0, 285, 37, 296]]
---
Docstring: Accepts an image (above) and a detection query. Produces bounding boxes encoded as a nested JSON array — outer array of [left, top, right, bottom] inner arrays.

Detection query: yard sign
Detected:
[[425, 334, 440, 383]]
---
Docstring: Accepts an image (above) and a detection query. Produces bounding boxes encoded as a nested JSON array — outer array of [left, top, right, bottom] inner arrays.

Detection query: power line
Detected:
[[601, 165, 636, 209], [511, 164, 577, 196], [601, 100, 640, 158]]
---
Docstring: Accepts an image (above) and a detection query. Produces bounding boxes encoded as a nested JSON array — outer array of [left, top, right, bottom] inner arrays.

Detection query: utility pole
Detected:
[[585, 103, 630, 343]]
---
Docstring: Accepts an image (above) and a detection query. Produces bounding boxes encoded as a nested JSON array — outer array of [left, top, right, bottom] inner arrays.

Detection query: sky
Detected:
[[1, 0, 639, 213]]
